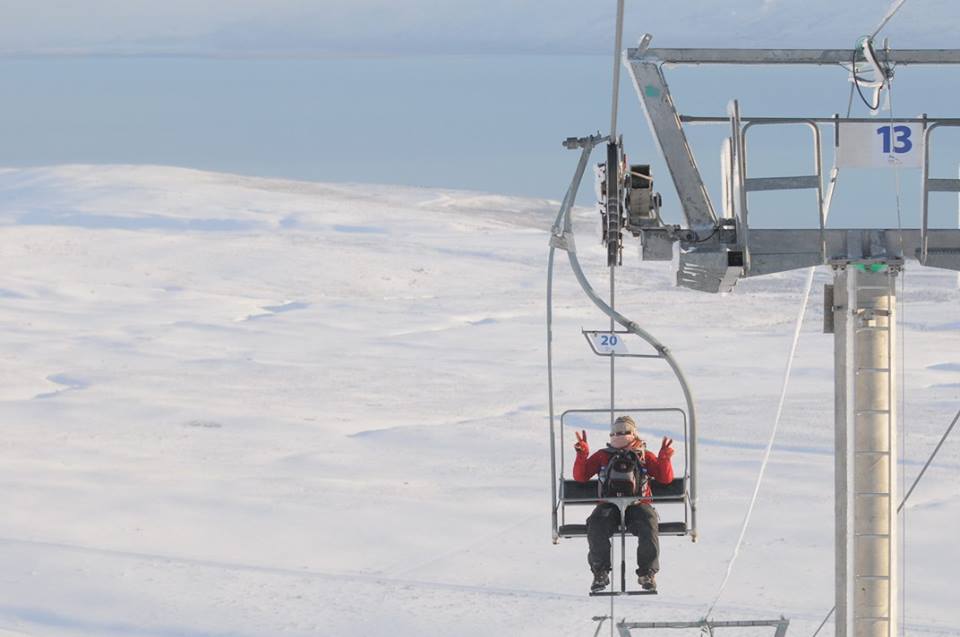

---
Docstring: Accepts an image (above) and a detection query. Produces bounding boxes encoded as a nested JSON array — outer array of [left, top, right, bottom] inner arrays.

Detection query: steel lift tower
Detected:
[[603, 38, 960, 637]]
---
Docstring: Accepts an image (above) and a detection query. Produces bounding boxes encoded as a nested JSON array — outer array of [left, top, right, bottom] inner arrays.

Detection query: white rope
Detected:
[[704, 264, 816, 618], [705, 115, 845, 619]]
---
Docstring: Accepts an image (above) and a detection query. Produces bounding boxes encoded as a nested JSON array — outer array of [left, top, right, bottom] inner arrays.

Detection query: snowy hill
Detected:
[[0, 165, 956, 636]]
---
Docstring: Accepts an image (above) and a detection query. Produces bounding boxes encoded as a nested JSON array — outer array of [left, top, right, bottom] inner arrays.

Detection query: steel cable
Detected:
[[808, 404, 960, 637], [871, 0, 909, 39]]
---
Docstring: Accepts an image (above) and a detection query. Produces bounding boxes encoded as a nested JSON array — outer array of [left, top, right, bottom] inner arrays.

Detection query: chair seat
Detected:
[[558, 523, 588, 537], [657, 521, 688, 535], [561, 478, 686, 502], [558, 521, 688, 537]]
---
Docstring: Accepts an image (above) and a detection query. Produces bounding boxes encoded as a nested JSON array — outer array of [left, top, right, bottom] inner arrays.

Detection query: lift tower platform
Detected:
[[618, 39, 960, 637]]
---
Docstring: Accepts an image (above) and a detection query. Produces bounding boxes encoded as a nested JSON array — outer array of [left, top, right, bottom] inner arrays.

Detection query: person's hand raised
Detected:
[[574, 430, 590, 457], [659, 436, 674, 457]]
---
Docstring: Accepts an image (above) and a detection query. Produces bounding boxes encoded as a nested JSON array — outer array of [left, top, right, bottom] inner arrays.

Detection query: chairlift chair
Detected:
[[547, 133, 700, 596], [555, 406, 691, 542], [557, 404, 692, 597]]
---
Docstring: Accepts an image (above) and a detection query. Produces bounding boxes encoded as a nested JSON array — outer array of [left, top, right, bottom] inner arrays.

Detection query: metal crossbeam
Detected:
[[927, 178, 960, 192], [745, 229, 960, 275], [628, 48, 960, 66], [744, 175, 820, 192], [617, 618, 790, 637], [681, 116, 960, 125]]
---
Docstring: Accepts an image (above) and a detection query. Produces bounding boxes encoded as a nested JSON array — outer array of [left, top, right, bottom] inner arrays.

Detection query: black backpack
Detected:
[[599, 447, 648, 497]]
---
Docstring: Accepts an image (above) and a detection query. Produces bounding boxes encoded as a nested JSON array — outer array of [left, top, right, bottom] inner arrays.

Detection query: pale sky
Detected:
[[0, 1, 956, 56]]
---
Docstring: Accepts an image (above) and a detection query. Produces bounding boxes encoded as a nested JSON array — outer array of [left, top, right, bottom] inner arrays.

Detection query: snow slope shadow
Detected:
[[15, 210, 259, 232], [33, 374, 89, 400], [0, 604, 247, 637], [333, 224, 387, 234], [241, 301, 310, 321]]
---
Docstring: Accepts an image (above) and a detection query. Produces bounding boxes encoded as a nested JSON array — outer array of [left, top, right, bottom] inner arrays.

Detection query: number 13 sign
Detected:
[[837, 122, 923, 169]]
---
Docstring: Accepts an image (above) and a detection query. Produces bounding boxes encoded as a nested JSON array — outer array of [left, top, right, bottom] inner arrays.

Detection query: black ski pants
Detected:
[[586, 502, 659, 575]]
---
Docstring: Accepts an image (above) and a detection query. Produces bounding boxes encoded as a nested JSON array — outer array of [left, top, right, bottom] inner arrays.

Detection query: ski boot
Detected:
[[590, 569, 610, 593], [637, 571, 657, 591]]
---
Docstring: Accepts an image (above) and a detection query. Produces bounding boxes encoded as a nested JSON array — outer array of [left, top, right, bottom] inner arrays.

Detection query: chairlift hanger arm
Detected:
[[548, 139, 700, 541], [628, 48, 960, 66]]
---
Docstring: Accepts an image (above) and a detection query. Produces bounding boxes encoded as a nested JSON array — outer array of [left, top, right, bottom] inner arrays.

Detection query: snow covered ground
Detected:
[[0, 165, 956, 636]]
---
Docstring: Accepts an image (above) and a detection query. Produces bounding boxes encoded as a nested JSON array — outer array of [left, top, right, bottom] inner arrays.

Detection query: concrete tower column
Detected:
[[834, 265, 898, 637]]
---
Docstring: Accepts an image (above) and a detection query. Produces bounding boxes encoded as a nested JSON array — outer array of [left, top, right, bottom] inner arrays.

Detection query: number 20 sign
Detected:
[[837, 122, 923, 169], [587, 332, 629, 355]]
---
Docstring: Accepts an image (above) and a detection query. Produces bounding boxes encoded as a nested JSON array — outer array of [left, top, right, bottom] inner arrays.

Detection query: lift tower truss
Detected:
[[623, 39, 960, 637]]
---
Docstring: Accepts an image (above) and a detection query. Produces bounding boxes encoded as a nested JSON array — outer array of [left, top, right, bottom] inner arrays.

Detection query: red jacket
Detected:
[[574, 444, 674, 501]]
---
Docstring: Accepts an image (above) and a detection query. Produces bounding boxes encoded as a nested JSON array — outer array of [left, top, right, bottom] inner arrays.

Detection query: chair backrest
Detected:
[[553, 407, 693, 541]]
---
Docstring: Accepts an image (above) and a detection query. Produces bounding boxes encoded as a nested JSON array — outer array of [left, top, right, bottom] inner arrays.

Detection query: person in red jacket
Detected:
[[573, 415, 674, 592]]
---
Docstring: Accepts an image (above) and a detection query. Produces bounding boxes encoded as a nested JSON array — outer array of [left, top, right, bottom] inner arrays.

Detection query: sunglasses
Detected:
[[610, 431, 634, 437]]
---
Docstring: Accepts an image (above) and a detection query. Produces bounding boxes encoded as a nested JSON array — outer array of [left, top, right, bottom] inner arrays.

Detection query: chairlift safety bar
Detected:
[[558, 406, 689, 494]]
